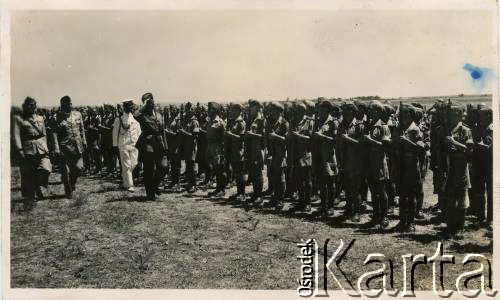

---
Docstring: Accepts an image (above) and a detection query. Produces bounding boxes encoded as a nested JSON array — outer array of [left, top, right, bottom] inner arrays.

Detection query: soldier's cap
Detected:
[[248, 99, 262, 108], [318, 100, 333, 111], [330, 100, 341, 111], [121, 99, 134, 107], [141, 92, 153, 103], [341, 101, 358, 113], [296, 102, 307, 111], [208, 101, 222, 111], [448, 101, 465, 112], [270, 102, 284, 111], [399, 103, 417, 113], [477, 103, 487, 110], [303, 100, 316, 110], [478, 106, 492, 113], [23, 96, 37, 106], [60, 95, 71, 104], [383, 103, 396, 115], [283, 101, 294, 110], [354, 100, 369, 111], [230, 103, 243, 111], [369, 100, 385, 113], [410, 102, 424, 110]]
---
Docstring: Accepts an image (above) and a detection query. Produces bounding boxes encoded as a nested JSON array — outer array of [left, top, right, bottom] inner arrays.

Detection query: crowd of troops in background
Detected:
[[11, 92, 493, 238]]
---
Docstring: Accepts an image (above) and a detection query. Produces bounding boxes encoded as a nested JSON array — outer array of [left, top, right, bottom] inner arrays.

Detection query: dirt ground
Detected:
[[10, 166, 492, 290]]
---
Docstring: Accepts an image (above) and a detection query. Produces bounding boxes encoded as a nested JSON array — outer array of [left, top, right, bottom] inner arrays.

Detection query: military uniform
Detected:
[[135, 111, 168, 200], [315, 114, 338, 217], [196, 116, 210, 185], [181, 115, 200, 189], [13, 113, 52, 206], [206, 115, 226, 193], [444, 121, 473, 233], [294, 114, 314, 210], [52, 110, 87, 197], [397, 120, 426, 231], [366, 118, 391, 226], [166, 114, 181, 187], [228, 114, 247, 198], [100, 112, 116, 174], [246, 112, 266, 201], [338, 116, 364, 220], [86, 113, 102, 174], [268, 114, 289, 206], [475, 123, 493, 223]]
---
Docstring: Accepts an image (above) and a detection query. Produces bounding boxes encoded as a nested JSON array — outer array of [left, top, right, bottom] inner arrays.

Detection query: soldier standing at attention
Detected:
[[196, 106, 211, 188], [382, 103, 397, 215], [443, 101, 473, 237], [267, 102, 289, 210], [292, 101, 315, 212], [112, 100, 141, 192], [413, 107, 428, 220], [165, 106, 182, 192], [338, 102, 364, 222], [263, 103, 274, 198], [179, 102, 200, 193], [429, 100, 447, 223], [134, 93, 168, 201], [284, 102, 297, 200], [52, 96, 87, 199], [311, 100, 323, 204], [313, 100, 338, 220], [226, 103, 247, 202], [206, 102, 227, 197], [364, 100, 391, 229], [354, 100, 370, 211], [223, 104, 234, 189], [13, 97, 52, 210], [473, 106, 493, 228], [395, 104, 426, 232], [245, 100, 266, 205]]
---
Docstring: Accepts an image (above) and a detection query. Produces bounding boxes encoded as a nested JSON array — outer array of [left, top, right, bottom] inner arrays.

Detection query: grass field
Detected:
[[10, 164, 493, 291]]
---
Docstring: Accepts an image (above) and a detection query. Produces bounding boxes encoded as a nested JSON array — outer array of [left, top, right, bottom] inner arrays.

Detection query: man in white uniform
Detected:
[[113, 100, 141, 192]]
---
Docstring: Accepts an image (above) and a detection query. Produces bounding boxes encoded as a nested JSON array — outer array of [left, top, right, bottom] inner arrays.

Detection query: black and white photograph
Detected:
[[1, 1, 499, 299]]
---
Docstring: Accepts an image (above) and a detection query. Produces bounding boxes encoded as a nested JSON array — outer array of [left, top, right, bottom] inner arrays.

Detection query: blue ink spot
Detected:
[[470, 70, 482, 79], [462, 63, 494, 92]]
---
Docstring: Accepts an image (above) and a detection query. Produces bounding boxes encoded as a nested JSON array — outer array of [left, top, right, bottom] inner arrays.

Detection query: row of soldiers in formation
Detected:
[[11, 93, 493, 237]]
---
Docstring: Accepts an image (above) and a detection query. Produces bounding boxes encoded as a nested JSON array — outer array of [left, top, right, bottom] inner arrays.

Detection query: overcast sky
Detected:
[[10, 10, 496, 106]]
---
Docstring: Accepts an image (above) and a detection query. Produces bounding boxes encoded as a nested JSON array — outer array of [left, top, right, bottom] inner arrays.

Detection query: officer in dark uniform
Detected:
[[135, 93, 168, 201]]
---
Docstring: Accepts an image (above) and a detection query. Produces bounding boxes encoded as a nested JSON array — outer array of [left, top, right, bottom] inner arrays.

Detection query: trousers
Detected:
[[59, 150, 84, 196], [119, 147, 139, 188], [142, 151, 167, 199]]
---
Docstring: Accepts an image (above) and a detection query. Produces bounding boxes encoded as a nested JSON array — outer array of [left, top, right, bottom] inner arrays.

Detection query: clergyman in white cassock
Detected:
[[112, 100, 142, 191]]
